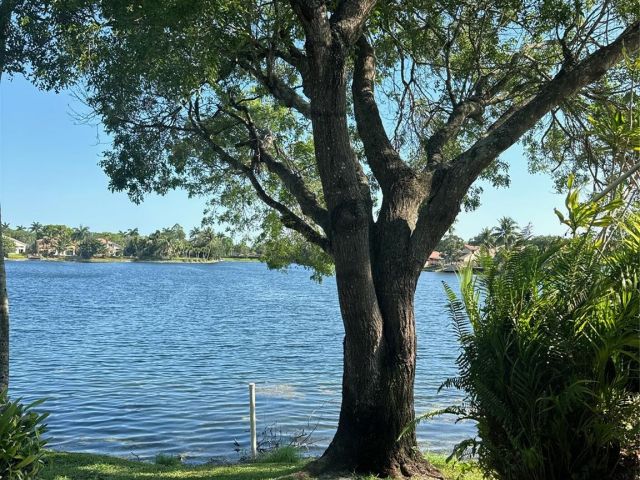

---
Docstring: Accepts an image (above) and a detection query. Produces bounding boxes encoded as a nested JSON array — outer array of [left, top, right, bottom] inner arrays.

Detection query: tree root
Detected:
[[301, 450, 445, 479]]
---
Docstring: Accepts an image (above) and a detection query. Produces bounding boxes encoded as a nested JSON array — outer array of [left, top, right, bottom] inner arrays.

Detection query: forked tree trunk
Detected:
[[302, 38, 442, 477], [311, 279, 442, 479]]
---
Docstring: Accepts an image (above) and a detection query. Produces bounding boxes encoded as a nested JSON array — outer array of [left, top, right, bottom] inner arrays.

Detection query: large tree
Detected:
[[8, 0, 640, 477]]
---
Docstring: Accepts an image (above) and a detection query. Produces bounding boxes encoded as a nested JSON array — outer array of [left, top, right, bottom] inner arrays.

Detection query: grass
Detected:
[[40, 452, 301, 480], [154, 453, 183, 467], [253, 446, 301, 464], [40, 451, 484, 480], [427, 454, 485, 480]]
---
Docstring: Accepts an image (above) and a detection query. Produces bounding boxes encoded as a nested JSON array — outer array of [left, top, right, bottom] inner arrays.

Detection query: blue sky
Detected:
[[1, 76, 567, 240]]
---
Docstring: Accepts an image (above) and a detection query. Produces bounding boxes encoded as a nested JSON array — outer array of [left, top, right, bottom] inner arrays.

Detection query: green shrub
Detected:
[[254, 445, 301, 464], [440, 202, 640, 479], [154, 453, 182, 466], [0, 391, 49, 480]]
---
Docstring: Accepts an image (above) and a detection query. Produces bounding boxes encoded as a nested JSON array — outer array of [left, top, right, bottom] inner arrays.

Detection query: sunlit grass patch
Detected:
[[41, 451, 485, 479], [41, 452, 302, 480], [253, 445, 302, 464], [426, 453, 485, 480]]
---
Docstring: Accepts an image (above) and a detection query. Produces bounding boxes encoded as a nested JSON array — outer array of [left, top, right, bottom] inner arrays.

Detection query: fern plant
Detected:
[[438, 198, 640, 480]]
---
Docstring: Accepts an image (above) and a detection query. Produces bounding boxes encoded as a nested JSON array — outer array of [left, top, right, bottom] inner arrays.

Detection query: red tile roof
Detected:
[[429, 251, 442, 260]]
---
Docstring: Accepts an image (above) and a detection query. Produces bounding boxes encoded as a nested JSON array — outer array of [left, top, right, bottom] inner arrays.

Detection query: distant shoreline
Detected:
[[5, 255, 261, 264]]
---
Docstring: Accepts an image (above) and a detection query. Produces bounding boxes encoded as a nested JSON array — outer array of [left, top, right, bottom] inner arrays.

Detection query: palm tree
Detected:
[[200, 227, 215, 243], [493, 217, 520, 248], [189, 227, 201, 240], [15, 225, 26, 232], [1, 222, 9, 230], [72, 225, 90, 242], [125, 228, 139, 237], [29, 222, 43, 239], [174, 239, 189, 258], [56, 231, 74, 256], [474, 228, 495, 247]]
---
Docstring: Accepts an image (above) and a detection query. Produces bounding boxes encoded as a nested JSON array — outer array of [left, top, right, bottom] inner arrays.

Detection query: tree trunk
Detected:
[[0, 206, 9, 391], [311, 279, 442, 479], [303, 39, 441, 478]]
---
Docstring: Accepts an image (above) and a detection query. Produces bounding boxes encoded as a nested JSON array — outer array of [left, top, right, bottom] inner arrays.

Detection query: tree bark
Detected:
[[310, 280, 443, 479], [0, 206, 9, 391], [298, 23, 441, 477]]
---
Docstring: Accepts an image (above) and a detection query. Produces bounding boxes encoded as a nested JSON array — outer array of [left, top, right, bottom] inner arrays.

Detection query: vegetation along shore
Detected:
[[4, 217, 557, 270], [2, 222, 259, 262], [1, 1, 638, 479], [41, 451, 483, 480]]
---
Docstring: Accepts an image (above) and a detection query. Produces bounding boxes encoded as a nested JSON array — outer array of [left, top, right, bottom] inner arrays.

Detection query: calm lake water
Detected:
[[6, 260, 474, 462]]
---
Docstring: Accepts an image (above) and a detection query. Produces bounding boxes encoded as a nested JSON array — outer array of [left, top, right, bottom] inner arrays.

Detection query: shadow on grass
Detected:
[[41, 452, 304, 480]]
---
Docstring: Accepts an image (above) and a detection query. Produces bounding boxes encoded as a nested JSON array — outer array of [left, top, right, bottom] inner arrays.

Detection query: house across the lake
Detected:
[[3, 236, 28, 254], [35, 238, 76, 257], [428, 244, 496, 272], [32, 237, 122, 258], [424, 250, 444, 269], [97, 238, 123, 257], [458, 244, 481, 266]]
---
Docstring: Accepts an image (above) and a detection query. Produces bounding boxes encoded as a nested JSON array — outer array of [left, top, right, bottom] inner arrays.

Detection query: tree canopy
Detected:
[[6, 0, 638, 276], [4, 1, 639, 476]]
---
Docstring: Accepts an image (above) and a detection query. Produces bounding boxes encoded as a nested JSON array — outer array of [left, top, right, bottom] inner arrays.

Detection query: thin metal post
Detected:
[[249, 383, 257, 458]]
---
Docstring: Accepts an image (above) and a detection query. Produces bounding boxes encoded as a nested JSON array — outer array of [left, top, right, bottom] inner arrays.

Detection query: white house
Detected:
[[458, 244, 481, 266], [3, 236, 27, 254], [97, 238, 123, 257]]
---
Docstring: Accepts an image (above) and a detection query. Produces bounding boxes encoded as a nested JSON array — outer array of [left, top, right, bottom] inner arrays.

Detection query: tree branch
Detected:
[[288, 0, 331, 46], [243, 163, 331, 253], [451, 20, 639, 191], [592, 158, 640, 203], [226, 103, 330, 233], [331, 0, 377, 45], [188, 99, 331, 253], [239, 60, 311, 118], [425, 99, 484, 165], [352, 36, 413, 192], [409, 20, 640, 265]]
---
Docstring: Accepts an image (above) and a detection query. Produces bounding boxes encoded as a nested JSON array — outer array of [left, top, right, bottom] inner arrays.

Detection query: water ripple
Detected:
[[6, 261, 474, 461]]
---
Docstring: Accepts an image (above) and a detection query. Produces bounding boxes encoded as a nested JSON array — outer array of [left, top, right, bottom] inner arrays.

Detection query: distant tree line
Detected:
[[1, 221, 257, 260], [436, 217, 564, 261], [120, 224, 255, 260], [3, 218, 563, 262]]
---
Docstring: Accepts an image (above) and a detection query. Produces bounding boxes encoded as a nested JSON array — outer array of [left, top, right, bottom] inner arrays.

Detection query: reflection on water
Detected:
[[6, 260, 474, 461]]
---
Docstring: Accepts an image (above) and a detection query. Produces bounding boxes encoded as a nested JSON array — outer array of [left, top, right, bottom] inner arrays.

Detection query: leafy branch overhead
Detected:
[[4, 1, 640, 475], [8, 1, 637, 275]]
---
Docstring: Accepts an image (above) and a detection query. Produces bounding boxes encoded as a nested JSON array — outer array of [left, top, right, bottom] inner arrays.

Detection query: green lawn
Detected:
[[40, 452, 484, 480], [426, 454, 485, 480], [40, 452, 301, 480]]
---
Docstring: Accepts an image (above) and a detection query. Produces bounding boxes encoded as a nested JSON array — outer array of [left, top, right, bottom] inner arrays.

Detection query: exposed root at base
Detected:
[[302, 453, 445, 479]]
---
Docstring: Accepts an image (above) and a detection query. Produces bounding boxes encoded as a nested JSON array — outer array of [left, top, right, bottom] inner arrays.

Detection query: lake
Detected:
[[5, 260, 474, 462]]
